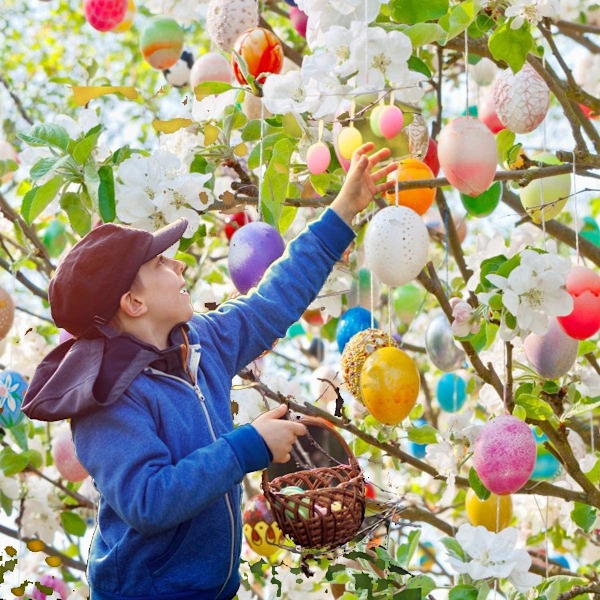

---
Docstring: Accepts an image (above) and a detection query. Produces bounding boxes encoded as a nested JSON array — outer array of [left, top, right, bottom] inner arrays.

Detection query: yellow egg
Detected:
[[465, 488, 513, 532], [337, 127, 363, 160], [360, 347, 420, 425], [111, 0, 135, 32]]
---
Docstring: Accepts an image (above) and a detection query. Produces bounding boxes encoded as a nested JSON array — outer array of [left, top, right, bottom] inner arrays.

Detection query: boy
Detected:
[[23, 143, 396, 599]]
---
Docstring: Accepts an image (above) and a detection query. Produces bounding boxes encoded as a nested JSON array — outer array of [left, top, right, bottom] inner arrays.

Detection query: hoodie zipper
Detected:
[[144, 366, 237, 598]]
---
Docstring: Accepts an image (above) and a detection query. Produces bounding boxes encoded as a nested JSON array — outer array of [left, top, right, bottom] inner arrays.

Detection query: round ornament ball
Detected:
[[341, 328, 399, 403], [163, 48, 194, 88], [532, 431, 562, 480], [460, 181, 502, 218], [470, 57, 498, 87], [523, 318, 578, 379], [385, 158, 435, 215], [51, 426, 89, 482], [111, 0, 135, 32], [360, 347, 420, 425], [190, 52, 232, 89], [492, 64, 550, 134], [392, 283, 425, 324], [243, 493, 282, 557], [83, 0, 128, 32], [140, 17, 184, 70], [363, 205, 429, 288], [228, 222, 285, 294], [289, 7, 308, 38], [306, 142, 331, 175], [369, 105, 385, 138], [422, 138, 440, 177], [465, 489, 512, 532], [408, 418, 429, 458], [224, 211, 252, 241], [0, 370, 27, 428], [378, 105, 404, 139], [231, 27, 284, 86], [436, 372, 467, 412], [557, 265, 600, 340], [473, 415, 536, 495], [437, 116, 497, 197], [336, 306, 377, 354], [425, 315, 465, 372], [0, 286, 15, 340], [337, 127, 363, 160], [580, 216, 600, 247], [206, 0, 259, 52]]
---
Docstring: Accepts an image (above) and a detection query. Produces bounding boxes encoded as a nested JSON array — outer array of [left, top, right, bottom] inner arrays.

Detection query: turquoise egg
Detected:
[[436, 373, 467, 412], [408, 418, 429, 459], [532, 429, 562, 480]]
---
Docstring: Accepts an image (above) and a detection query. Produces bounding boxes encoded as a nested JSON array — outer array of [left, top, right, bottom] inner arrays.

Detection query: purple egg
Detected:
[[228, 222, 285, 294]]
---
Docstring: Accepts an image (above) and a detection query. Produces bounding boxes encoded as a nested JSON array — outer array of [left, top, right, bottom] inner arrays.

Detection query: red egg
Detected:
[[422, 138, 440, 177], [224, 211, 252, 241], [557, 266, 600, 340], [479, 94, 506, 134], [232, 27, 284, 86], [83, 0, 128, 32], [364, 481, 376, 499]]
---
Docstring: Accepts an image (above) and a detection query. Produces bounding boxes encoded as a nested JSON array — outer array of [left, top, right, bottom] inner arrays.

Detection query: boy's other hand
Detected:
[[252, 404, 307, 463]]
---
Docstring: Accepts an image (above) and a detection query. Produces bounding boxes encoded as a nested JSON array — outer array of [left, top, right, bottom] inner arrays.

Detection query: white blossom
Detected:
[[478, 383, 505, 417], [0, 469, 20, 501], [505, 0, 560, 29], [145, 0, 205, 25], [262, 71, 319, 116], [21, 476, 62, 545], [191, 89, 238, 123]]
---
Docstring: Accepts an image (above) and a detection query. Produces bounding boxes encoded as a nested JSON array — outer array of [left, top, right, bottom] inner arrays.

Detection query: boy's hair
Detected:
[[49, 219, 187, 338]]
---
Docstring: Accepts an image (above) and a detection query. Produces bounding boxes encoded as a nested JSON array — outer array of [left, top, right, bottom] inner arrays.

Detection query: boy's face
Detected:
[[135, 254, 194, 329]]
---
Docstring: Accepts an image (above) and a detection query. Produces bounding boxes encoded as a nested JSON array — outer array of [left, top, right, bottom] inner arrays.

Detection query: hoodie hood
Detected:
[[23, 326, 190, 422]]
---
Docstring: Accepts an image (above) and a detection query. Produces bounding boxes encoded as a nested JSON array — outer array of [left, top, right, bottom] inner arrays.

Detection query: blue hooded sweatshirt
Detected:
[[22, 208, 355, 599]]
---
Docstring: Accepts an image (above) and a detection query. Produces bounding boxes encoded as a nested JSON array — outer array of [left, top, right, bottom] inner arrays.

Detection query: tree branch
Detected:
[[0, 74, 34, 125]]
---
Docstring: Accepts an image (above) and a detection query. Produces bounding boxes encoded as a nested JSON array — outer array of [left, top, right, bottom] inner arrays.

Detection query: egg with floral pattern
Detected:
[[243, 493, 282, 557], [0, 370, 27, 428]]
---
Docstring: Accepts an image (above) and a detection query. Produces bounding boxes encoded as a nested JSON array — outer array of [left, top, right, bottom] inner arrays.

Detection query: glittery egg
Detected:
[[140, 17, 184, 70], [306, 142, 331, 175], [473, 415, 536, 495], [111, 0, 135, 32], [557, 265, 600, 340], [228, 222, 285, 294], [492, 64, 550, 134], [437, 117, 497, 197], [425, 315, 465, 372], [436, 372, 467, 412], [0, 287, 15, 340], [364, 205, 429, 287], [336, 307, 377, 354], [341, 328, 399, 403], [360, 347, 420, 425], [378, 105, 404, 139], [523, 318, 578, 379], [243, 493, 282, 557], [0, 370, 27, 428], [190, 52, 232, 89], [337, 127, 363, 160], [232, 27, 284, 86], [83, 0, 128, 32]]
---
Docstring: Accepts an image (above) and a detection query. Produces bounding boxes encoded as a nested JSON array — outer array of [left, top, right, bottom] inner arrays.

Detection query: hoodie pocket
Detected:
[[148, 519, 191, 572]]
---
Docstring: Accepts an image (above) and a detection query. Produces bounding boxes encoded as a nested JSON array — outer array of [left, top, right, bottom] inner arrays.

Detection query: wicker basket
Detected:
[[261, 416, 365, 551]]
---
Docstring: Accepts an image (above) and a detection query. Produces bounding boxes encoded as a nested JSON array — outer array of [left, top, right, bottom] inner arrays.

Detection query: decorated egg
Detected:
[[473, 415, 536, 495], [531, 430, 562, 480], [437, 117, 497, 197], [519, 153, 570, 224], [436, 373, 467, 412], [360, 347, 420, 425], [363, 205, 429, 287], [523, 318, 578, 379], [418, 541, 435, 571], [190, 52, 232, 89], [425, 315, 465, 371], [51, 425, 89, 482], [83, 0, 128, 32], [378, 105, 404, 139], [408, 417, 429, 458], [243, 493, 282, 557], [392, 283, 426, 324], [557, 266, 600, 340], [460, 181, 502, 218], [279, 485, 309, 519], [492, 64, 550, 134], [465, 489, 512, 532], [336, 306, 377, 353], [0, 140, 19, 183], [163, 48, 194, 88], [470, 57, 498, 87], [341, 328, 398, 403], [228, 222, 285, 294], [478, 93, 505, 134], [348, 268, 380, 311], [0, 370, 27, 428], [224, 211, 252, 241], [337, 127, 363, 160], [140, 17, 184, 70], [111, 0, 135, 32], [0, 287, 15, 340], [385, 158, 435, 215], [289, 6, 308, 38], [206, 0, 259, 52], [306, 142, 331, 175], [364, 481, 376, 499], [405, 112, 430, 159], [232, 27, 284, 86], [422, 138, 440, 177], [369, 105, 385, 138]]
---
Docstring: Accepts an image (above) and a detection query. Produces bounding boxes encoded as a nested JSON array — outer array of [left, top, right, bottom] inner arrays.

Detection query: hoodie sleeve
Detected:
[[191, 208, 355, 378]]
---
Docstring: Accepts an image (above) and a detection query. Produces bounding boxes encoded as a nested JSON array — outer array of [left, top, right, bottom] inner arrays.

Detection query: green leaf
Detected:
[[281, 113, 303, 138], [278, 205, 298, 235], [408, 55, 432, 78], [439, 1, 477, 44], [21, 176, 64, 224], [0, 490, 14, 517], [193, 81, 234, 101], [29, 157, 64, 181], [0, 447, 29, 476], [449, 585, 479, 600], [478, 254, 507, 290], [496, 129, 516, 164], [22, 450, 43, 469], [476, 582, 489, 600], [19, 123, 70, 151], [60, 511, 87, 536], [260, 138, 294, 229], [393, 590, 420, 600], [515, 393, 557, 422], [571, 503, 597, 532], [60, 191, 92, 236], [98, 165, 116, 222], [468, 14, 495, 39], [512, 404, 527, 421], [83, 161, 100, 212], [247, 132, 287, 170], [0, 159, 18, 179], [562, 399, 600, 420], [488, 22, 534, 73], [402, 23, 446, 46], [309, 173, 331, 196], [9, 422, 29, 451], [469, 467, 491, 500], [441, 537, 466, 561], [389, 0, 449, 24], [405, 575, 436, 597], [407, 424, 438, 444], [577, 340, 596, 357], [72, 124, 103, 164]]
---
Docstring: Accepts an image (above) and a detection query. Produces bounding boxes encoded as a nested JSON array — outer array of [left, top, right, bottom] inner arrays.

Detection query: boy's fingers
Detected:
[[292, 423, 308, 436], [352, 142, 375, 160], [371, 162, 398, 182], [374, 179, 400, 195], [269, 404, 288, 418], [367, 147, 392, 168]]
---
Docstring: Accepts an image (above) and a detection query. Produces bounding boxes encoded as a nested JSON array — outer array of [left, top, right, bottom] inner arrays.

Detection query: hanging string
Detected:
[[387, 287, 393, 346], [464, 30, 469, 116], [573, 155, 580, 264], [370, 270, 375, 330]]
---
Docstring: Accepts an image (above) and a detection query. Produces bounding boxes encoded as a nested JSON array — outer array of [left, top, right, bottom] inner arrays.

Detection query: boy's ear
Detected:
[[119, 290, 147, 318]]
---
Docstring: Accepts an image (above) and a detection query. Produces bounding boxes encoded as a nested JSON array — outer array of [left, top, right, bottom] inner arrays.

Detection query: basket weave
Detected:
[[261, 416, 365, 551]]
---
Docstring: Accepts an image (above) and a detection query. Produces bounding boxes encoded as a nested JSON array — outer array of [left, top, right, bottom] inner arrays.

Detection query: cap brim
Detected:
[[144, 218, 188, 262]]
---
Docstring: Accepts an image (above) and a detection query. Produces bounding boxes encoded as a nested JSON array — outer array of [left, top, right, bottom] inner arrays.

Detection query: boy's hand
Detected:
[[330, 142, 398, 225], [252, 404, 307, 463]]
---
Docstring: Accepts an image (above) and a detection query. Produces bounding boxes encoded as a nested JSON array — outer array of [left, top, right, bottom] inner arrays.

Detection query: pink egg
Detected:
[[473, 415, 536, 495], [306, 142, 331, 175], [51, 427, 89, 482], [189, 52, 232, 89], [83, 0, 128, 32], [228, 222, 285, 294], [289, 7, 308, 38], [479, 93, 506, 134], [378, 105, 404, 139], [437, 117, 497, 197], [557, 266, 600, 340]]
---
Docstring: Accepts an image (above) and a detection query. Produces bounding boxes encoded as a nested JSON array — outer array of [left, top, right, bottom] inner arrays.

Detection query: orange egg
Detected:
[[385, 158, 435, 215], [0, 287, 15, 340], [232, 27, 284, 85]]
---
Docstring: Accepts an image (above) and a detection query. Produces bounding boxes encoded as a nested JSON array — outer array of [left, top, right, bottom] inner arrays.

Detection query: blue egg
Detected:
[[335, 306, 377, 353], [0, 370, 27, 428], [436, 373, 467, 412], [409, 418, 429, 459], [531, 429, 562, 480], [550, 555, 570, 569]]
